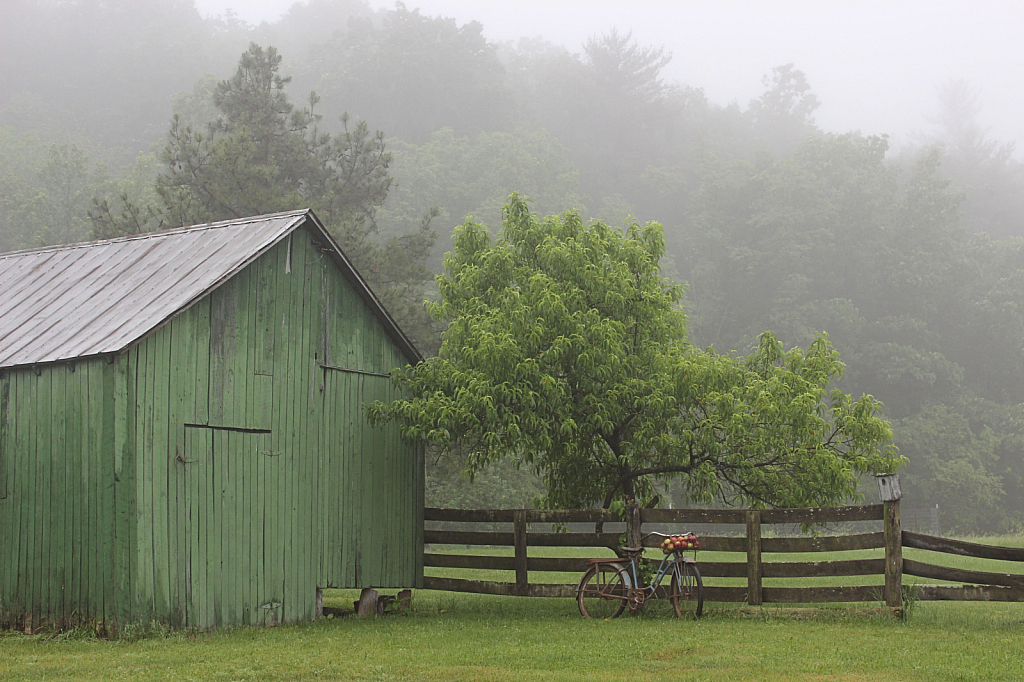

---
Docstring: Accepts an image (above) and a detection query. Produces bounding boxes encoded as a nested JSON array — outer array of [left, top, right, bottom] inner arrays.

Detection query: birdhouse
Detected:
[[875, 473, 902, 502]]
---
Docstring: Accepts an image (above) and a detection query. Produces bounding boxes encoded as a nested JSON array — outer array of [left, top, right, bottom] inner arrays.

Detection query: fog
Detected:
[[3, 0, 1024, 532], [195, 0, 1024, 155]]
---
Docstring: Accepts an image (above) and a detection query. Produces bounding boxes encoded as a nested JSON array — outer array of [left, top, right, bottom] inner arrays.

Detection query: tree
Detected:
[[90, 43, 437, 350], [303, 2, 513, 144], [152, 42, 393, 253], [916, 79, 1024, 239], [747, 64, 820, 154], [375, 125, 582, 272], [369, 195, 899, 510]]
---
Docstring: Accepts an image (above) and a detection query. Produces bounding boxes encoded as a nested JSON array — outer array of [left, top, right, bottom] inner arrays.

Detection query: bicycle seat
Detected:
[[619, 546, 643, 553]]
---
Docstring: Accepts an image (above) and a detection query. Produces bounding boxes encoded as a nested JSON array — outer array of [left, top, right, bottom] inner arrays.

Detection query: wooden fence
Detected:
[[422, 501, 1024, 606]]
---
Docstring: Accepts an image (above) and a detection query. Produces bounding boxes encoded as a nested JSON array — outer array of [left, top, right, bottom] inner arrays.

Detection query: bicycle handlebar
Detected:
[[641, 531, 698, 540]]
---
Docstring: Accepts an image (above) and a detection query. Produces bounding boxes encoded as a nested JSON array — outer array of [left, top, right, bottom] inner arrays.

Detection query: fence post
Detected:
[[746, 510, 763, 606], [513, 509, 528, 596], [626, 504, 642, 549], [883, 498, 903, 607]]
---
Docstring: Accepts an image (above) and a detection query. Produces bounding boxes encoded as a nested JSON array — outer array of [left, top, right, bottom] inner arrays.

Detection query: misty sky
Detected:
[[193, 0, 1024, 155]]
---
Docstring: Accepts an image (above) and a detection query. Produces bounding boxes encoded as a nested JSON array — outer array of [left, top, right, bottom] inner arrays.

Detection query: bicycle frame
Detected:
[[622, 550, 693, 607]]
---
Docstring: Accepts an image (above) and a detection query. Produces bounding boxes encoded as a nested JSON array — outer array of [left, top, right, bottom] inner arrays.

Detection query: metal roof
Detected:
[[0, 210, 421, 369]]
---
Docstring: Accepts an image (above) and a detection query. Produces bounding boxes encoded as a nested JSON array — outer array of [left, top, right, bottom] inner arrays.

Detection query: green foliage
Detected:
[[370, 194, 899, 509]]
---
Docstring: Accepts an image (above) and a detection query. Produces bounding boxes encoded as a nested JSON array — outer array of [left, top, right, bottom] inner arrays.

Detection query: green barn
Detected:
[[0, 210, 424, 632]]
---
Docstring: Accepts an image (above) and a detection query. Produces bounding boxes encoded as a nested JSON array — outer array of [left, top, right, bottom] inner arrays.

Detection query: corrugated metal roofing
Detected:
[[0, 210, 420, 368]]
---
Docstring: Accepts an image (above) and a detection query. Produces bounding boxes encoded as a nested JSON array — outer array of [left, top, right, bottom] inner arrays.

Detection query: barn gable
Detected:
[[0, 212, 423, 632]]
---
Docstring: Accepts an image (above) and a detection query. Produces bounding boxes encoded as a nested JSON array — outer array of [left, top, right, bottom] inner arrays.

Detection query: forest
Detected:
[[2, 0, 1024, 533]]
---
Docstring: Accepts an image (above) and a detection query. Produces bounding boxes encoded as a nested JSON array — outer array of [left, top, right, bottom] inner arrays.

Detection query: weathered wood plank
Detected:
[[114, 351, 136, 630], [52, 365, 69, 626], [37, 364, 54, 622], [0, 373, 15, 618], [424, 529, 628, 547], [527, 509, 620, 524], [640, 508, 748, 524], [759, 505, 884, 524], [99, 361, 117, 631], [703, 586, 748, 602], [135, 334, 154, 623], [513, 510, 528, 596], [423, 553, 602, 573], [193, 298, 211, 426], [903, 559, 1024, 588], [281, 241, 304, 622], [169, 307, 197, 627], [762, 532, 886, 553], [211, 429, 227, 627], [529, 532, 626, 547], [69, 363, 86, 622], [883, 499, 902, 608], [763, 558, 886, 578], [424, 553, 516, 571], [421, 576, 576, 598], [528, 556, 596, 573], [424, 507, 624, 524], [151, 327, 172, 622], [265, 238, 290, 623], [915, 584, 1024, 602], [423, 553, 741, 576], [18, 372, 37, 623], [424, 530, 515, 546], [424, 508, 516, 523], [689, 561, 748, 578], [746, 510, 762, 606], [422, 577, 750, 602], [238, 269, 258, 625], [903, 531, 1024, 562], [762, 585, 881, 603], [641, 534, 747, 552], [297, 244, 320, 621]]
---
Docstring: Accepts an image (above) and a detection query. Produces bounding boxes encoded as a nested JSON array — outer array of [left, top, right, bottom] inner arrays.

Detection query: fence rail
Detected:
[[422, 501, 1024, 607]]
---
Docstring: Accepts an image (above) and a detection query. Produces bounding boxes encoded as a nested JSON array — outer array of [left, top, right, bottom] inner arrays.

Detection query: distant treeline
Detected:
[[2, 0, 1023, 532]]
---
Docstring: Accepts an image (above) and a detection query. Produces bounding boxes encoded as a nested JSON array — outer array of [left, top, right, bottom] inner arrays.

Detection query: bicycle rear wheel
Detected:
[[577, 563, 631, 619], [670, 561, 704, 618]]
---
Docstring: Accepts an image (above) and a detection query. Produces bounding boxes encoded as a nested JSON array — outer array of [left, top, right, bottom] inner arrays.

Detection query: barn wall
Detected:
[[126, 225, 421, 630], [318, 301, 425, 590], [0, 360, 125, 632]]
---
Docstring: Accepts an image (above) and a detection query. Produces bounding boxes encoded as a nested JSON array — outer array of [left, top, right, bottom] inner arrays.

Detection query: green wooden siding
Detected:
[[0, 224, 422, 632], [0, 361, 120, 631]]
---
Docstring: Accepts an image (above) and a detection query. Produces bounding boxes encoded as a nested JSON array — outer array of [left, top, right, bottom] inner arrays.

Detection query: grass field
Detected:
[[2, 537, 1023, 681]]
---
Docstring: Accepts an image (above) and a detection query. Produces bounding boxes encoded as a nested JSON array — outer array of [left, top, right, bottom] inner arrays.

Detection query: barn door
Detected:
[[182, 426, 281, 628]]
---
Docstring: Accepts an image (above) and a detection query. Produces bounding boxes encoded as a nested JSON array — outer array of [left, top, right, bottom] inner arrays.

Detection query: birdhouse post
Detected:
[[876, 473, 903, 608]]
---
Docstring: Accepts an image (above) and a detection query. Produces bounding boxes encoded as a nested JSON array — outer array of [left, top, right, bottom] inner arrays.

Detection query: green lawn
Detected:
[[2, 537, 1023, 681], [3, 591, 1023, 681]]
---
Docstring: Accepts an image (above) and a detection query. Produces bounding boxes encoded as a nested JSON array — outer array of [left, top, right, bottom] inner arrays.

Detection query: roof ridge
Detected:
[[0, 209, 311, 260]]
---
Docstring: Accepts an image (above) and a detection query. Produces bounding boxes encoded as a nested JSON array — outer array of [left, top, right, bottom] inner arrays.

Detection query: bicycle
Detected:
[[576, 531, 704, 619]]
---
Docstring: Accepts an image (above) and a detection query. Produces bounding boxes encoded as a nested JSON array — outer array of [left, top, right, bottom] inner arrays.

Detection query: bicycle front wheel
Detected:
[[577, 563, 631, 619], [670, 561, 704, 619]]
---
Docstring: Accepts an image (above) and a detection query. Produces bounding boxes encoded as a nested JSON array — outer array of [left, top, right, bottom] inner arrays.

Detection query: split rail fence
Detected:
[[423, 501, 1024, 606]]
